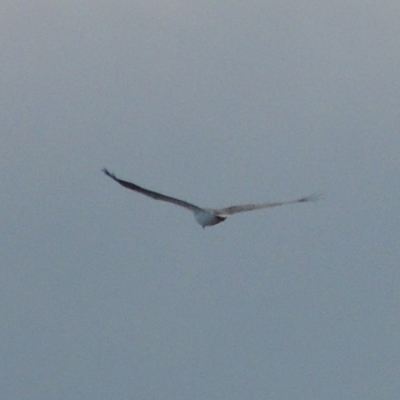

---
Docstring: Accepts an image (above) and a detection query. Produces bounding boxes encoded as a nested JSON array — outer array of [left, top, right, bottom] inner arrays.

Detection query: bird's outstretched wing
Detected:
[[102, 168, 203, 212], [213, 193, 321, 215]]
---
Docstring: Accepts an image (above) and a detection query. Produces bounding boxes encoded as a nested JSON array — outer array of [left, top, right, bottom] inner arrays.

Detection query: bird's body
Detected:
[[193, 209, 227, 227], [103, 168, 320, 228]]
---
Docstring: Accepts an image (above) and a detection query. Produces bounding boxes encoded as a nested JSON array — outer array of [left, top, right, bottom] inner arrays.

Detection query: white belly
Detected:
[[194, 210, 226, 228]]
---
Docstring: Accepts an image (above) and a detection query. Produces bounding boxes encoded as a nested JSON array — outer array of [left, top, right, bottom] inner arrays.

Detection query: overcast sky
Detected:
[[1, 1, 400, 399]]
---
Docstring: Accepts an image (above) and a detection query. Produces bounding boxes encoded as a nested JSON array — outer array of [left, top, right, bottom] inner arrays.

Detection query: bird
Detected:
[[103, 168, 320, 228]]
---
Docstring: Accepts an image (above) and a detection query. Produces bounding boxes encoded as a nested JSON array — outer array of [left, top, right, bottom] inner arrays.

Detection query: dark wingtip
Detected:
[[299, 193, 323, 203], [102, 168, 115, 179]]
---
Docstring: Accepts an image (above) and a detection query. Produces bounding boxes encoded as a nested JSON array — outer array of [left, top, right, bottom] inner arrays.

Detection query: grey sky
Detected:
[[1, 1, 399, 399]]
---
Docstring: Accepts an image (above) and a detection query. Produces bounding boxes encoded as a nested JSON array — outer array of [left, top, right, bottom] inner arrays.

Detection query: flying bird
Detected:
[[103, 168, 320, 228]]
